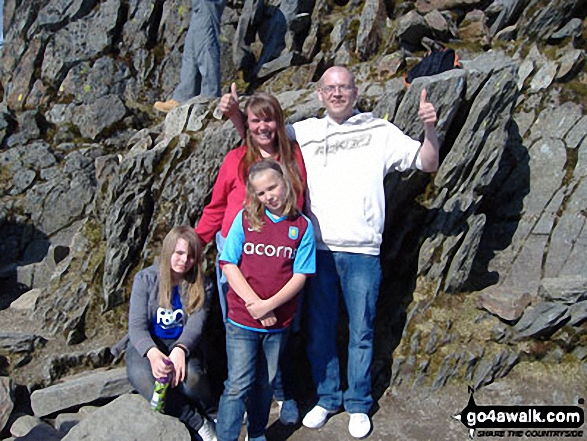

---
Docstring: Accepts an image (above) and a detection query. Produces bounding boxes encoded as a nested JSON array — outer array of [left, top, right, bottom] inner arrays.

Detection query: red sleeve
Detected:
[[195, 149, 242, 244], [293, 143, 307, 211]]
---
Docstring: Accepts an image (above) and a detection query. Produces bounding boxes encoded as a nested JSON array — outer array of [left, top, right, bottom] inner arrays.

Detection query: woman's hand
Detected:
[[259, 311, 277, 327], [219, 83, 239, 117], [146, 347, 175, 379], [168, 347, 187, 387]]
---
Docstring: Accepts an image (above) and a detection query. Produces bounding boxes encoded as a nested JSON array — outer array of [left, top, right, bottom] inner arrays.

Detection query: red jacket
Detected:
[[196, 144, 307, 244]]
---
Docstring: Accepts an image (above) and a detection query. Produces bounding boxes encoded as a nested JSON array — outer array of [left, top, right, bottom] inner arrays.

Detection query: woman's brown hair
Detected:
[[158, 226, 204, 314], [239, 93, 303, 196]]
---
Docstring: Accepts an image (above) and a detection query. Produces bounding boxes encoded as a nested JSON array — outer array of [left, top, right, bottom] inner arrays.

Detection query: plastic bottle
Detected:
[[150, 359, 172, 413]]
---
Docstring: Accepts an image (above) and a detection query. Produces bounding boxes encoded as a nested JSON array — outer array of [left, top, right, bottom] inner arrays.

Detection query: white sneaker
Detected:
[[348, 413, 371, 438], [197, 418, 217, 441], [278, 399, 299, 425], [302, 405, 336, 429]]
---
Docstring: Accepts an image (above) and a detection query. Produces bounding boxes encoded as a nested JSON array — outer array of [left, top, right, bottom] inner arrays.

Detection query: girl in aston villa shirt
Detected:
[[215, 159, 315, 441]]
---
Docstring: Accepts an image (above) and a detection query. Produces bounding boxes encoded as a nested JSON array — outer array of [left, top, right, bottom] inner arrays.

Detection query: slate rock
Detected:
[[476, 287, 532, 323], [538, 277, 587, 305], [514, 302, 570, 339], [30, 367, 132, 417], [61, 393, 191, 441]]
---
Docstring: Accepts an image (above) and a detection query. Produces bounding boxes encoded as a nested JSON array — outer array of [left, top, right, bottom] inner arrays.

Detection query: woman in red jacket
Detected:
[[195, 92, 306, 425]]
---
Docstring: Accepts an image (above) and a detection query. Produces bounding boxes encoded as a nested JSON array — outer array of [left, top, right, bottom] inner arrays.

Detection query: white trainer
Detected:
[[348, 412, 371, 438], [197, 418, 217, 441], [302, 405, 336, 429]]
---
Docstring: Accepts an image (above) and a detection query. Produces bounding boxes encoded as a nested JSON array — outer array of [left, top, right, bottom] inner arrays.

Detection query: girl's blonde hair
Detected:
[[245, 158, 299, 231], [158, 226, 204, 314], [240, 93, 303, 197]]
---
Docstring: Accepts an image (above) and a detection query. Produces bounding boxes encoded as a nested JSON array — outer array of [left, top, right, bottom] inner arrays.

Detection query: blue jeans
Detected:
[[217, 323, 286, 441], [305, 250, 381, 414]]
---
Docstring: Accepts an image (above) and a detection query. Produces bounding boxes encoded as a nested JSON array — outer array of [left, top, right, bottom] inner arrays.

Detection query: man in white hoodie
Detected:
[[219, 66, 440, 438]]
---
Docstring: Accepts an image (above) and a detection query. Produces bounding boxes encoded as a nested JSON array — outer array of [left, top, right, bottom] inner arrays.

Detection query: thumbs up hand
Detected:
[[219, 82, 240, 117], [418, 89, 437, 127]]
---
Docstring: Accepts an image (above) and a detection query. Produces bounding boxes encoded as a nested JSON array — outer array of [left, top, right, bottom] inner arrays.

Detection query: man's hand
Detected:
[[418, 89, 437, 127], [219, 82, 240, 117]]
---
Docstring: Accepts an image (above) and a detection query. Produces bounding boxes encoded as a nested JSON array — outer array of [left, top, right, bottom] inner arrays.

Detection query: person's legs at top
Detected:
[[192, 0, 224, 97], [156, 0, 224, 112], [303, 250, 342, 429], [217, 323, 258, 441], [246, 330, 285, 439], [338, 251, 381, 438]]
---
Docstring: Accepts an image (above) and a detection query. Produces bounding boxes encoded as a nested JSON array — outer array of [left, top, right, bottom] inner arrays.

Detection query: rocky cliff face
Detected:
[[0, 0, 586, 437]]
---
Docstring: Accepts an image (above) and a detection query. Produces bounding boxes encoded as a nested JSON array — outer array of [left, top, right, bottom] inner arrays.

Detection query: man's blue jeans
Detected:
[[306, 250, 381, 414], [216, 322, 286, 440]]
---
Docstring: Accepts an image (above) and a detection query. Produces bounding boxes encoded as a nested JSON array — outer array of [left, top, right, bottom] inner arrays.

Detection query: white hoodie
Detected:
[[287, 111, 422, 256]]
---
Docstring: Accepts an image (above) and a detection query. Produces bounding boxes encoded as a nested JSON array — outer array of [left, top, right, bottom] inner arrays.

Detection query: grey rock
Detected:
[[54, 411, 84, 435], [538, 277, 587, 304], [9, 415, 62, 440], [0, 377, 14, 434], [0, 332, 47, 355], [472, 350, 519, 389], [458, 9, 490, 46], [487, 0, 527, 36], [41, 0, 121, 83], [514, 302, 570, 339], [568, 302, 587, 327], [330, 18, 349, 53], [529, 61, 558, 92], [476, 287, 532, 323], [444, 213, 486, 293], [548, 17, 583, 42], [518, 0, 583, 41], [30, 367, 132, 417], [556, 47, 585, 82], [424, 9, 452, 41], [72, 95, 128, 140], [396, 10, 430, 47], [10, 288, 41, 311], [61, 394, 190, 441], [356, 0, 387, 61]]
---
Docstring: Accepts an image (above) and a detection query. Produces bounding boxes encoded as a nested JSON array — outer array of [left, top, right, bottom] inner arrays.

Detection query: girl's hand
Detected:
[[259, 311, 277, 327], [146, 347, 175, 379], [246, 298, 273, 320], [168, 347, 186, 387]]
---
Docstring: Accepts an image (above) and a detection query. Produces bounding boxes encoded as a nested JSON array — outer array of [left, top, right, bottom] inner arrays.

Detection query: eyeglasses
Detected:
[[319, 84, 355, 95]]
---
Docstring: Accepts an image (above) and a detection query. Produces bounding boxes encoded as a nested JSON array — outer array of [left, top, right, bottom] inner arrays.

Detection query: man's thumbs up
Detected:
[[418, 88, 437, 126]]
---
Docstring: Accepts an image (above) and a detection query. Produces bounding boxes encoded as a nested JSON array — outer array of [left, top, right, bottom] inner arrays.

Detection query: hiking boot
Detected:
[[278, 399, 299, 425], [302, 405, 336, 429], [197, 418, 217, 441], [154, 99, 180, 113], [348, 412, 371, 438]]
